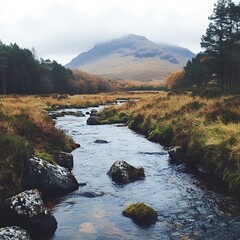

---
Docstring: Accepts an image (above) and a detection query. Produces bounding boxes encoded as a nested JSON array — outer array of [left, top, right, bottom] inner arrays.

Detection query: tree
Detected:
[[0, 41, 115, 95], [201, 0, 240, 89], [0, 42, 8, 94], [166, 70, 185, 90]]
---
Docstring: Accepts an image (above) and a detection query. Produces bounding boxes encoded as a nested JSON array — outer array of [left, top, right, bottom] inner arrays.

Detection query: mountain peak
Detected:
[[125, 34, 148, 41], [66, 35, 195, 81]]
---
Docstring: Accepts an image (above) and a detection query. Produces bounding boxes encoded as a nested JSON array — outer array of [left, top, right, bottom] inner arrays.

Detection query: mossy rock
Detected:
[[123, 202, 158, 226], [107, 160, 145, 184]]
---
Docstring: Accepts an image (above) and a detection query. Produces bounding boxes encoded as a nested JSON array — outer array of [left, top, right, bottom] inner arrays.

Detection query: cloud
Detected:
[[2, 0, 236, 64]]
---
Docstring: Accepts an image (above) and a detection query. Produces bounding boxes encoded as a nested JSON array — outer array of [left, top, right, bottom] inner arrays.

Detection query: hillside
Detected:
[[66, 34, 195, 81]]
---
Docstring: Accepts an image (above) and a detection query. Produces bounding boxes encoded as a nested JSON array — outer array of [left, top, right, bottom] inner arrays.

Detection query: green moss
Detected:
[[99, 109, 130, 124], [123, 202, 158, 225], [35, 151, 55, 164], [128, 166, 145, 181], [148, 124, 173, 146]]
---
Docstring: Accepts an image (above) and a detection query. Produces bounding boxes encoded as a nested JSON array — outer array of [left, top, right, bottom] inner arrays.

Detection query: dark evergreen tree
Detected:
[[0, 41, 8, 94], [0, 42, 114, 95], [201, 0, 240, 89]]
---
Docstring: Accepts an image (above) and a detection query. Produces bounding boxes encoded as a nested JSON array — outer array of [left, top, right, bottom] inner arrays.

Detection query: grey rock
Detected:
[[54, 151, 74, 171], [0, 226, 31, 240], [49, 111, 85, 119], [24, 157, 79, 197], [168, 146, 185, 164], [94, 139, 109, 144], [79, 191, 104, 198], [2, 189, 57, 237], [87, 116, 100, 125], [107, 160, 145, 184], [90, 109, 98, 116]]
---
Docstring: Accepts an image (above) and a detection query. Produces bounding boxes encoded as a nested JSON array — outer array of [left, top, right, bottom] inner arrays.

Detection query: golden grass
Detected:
[[1, 92, 239, 196], [99, 92, 240, 192], [0, 92, 162, 110]]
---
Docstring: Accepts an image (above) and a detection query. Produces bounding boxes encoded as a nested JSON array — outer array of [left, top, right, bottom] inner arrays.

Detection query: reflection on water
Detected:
[[48, 107, 240, 240]]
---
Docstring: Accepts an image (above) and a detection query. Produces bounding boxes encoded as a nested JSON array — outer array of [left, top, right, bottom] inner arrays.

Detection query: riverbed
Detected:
[[49, 106, 240, 240]]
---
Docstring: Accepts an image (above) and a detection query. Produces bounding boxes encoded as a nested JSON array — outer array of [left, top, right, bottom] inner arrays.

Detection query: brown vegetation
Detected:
[[0, 92, 158, 202], [72, 69, 115, 93], [99, 92, 240, 194], [166, 70, 185, 90]]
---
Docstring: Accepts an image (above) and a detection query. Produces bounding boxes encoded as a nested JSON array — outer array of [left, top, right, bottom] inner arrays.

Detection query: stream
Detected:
[[48, 105, 240, 240]]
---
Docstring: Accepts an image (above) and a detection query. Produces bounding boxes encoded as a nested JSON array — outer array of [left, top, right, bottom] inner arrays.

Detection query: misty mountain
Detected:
[[66, 34, 195, 81]]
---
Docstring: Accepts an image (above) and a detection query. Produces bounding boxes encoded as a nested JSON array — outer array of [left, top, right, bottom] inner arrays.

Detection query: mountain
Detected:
[[66, 34, 195, 81]]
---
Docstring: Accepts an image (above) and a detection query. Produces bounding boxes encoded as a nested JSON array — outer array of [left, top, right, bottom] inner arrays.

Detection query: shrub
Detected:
[[123, 202, 158, 226]]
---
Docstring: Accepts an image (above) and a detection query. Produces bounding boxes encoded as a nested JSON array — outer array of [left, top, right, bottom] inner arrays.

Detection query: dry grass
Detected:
[[0, 92, 161, 110], [1, 92, 239, 197], [99, 93, 240, 192]]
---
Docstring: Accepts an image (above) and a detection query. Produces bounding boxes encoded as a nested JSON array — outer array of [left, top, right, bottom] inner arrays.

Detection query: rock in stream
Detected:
[[0, 226, 31, 240], [24, 157, 79, 197], [1, 189, 57, 237], [107, 160, 145, 184]]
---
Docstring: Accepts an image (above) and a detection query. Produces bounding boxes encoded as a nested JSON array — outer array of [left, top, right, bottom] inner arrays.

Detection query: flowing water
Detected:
[[49, 106, 240, 240]]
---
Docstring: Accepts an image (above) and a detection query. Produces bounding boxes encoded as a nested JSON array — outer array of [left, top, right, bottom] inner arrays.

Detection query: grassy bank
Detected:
[[0, 98, 76, 202], [99, 92, 240, 194], [0, 92, 155, 202]]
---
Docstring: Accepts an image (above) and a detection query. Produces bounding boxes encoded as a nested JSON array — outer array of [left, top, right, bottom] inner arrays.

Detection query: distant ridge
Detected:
[[66, 34, 195, 81]]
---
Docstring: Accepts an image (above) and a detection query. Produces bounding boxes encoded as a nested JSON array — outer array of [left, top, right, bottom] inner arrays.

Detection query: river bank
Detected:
[[50, 105, 240, 239], [0, 92, 154, 238], [0, 93, 140, 199], [1, 91, 239, 238], [98, 92, 240, 195]]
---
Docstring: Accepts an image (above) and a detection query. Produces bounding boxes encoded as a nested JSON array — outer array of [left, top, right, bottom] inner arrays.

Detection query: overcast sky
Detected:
[[1, 0, 236, 65]]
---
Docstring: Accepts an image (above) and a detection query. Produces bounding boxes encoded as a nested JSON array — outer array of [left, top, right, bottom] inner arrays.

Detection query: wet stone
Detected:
[[94, 139, 109, 144], [79, 191, 104, 198], [0, 226, 31, 240], [54, 151, 74, 171], [2, 189, 57, 237], [24, 157, 79, 197], [107, 160, 145, 184]]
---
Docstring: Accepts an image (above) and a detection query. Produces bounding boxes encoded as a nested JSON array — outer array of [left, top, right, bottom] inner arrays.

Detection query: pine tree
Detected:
[[201, 0, 240, 89]]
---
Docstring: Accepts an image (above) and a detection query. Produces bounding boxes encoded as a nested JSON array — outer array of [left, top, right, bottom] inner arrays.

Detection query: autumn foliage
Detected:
[[71, 69, 115, 93], [166, 70, 185, 89]]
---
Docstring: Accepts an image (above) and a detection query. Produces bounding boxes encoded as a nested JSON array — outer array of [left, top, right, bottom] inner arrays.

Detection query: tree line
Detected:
[[0, 42, 114, 95], [168, 0, 240, 91]]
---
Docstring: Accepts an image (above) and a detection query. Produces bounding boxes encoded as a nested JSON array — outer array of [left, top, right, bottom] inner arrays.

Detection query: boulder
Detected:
[[54, 151, 74, 171], [49, 111, 65, 119], [79, 191, 104, 198], [49, 111, 85, 119], [90, 109, 98, 116], [94, 139, 109, 144], [73, 111, 85, 117], [168, 146, 185, 164], [107, 160, 145, 184], [123, 202, 158, 226], [0, 226, 31, 240], [24, 157, 79, 197], [87, 116, 100, 125], [2, 189, 57, 237]]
